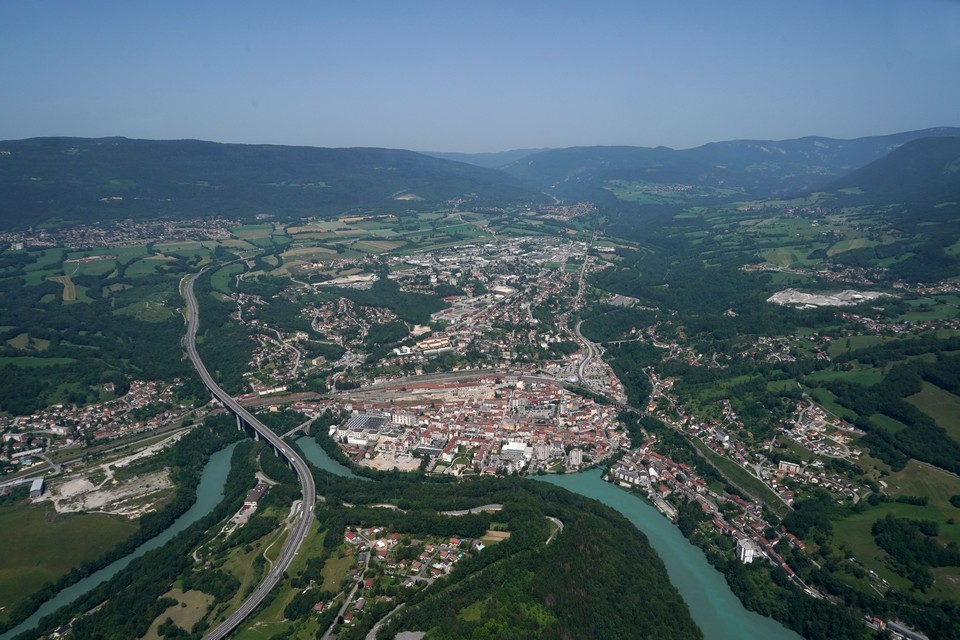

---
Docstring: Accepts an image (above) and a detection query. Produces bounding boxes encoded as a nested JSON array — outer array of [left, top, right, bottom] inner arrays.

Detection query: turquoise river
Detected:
[[295, 436, 799, 639], [537, 469, 800, 640], [1, 443, 238, 640], [6, 436, 800, 640]]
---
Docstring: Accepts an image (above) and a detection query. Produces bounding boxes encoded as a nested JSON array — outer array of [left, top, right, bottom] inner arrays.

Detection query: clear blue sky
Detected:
[[1, 0, 958, 152]]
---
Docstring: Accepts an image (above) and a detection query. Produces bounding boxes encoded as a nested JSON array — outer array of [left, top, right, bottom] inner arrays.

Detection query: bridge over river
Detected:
[[181, 272, 317, 640]]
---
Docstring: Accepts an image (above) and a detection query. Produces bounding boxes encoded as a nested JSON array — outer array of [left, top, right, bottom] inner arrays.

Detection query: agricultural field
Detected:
[[280, 246, 338, 260], [830, 461, 960, 601], [320, 551, 354, 593], [827, 335, 894, 359], [210, 263, 244, 294], [142, 588, 214, 640], [886, 460, 960, 516], [287, 215, 400, 240], [806, 365, 885, 386], [248, 235, 291, 249], [229, 224, 275, 240], [825, 237, 878, 257], [351, 239, 404, 253], [907, 382, 960, 444], [805, 387, 859, 422], [113, 295, 176, 323], [234, 544, 301, 623], [760, 247, 818, 267], [0, 504, 137, 621], [481, 530, 511, 545], [69, 258, 118, 277], [46, 275, 77, 301], [284, 212, 506, 260], [219, 543, 268, 609], [5, 332, 50, 351], [603, 180, 741, 204], [895, 298, 960, 323], [738, 215, 820, 240], [20, 249, 67, 285], [126, 256, 175, 277], [0, 356, 77, 367], [870, 413, 909, 435]]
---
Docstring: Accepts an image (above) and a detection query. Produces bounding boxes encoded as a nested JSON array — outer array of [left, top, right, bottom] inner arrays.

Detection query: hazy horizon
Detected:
[[2, 0, 959, 153]]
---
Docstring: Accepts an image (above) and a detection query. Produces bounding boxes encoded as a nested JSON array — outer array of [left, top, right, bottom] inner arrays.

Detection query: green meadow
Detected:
[[0, 504, 137, 621], [907, 382, 960, 444]]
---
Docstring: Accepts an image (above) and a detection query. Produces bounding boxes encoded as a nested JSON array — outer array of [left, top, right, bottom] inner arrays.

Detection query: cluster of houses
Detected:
[[644, 367, 869, 509], [215, 235, 633, 409], [0, 380, 186, 474], [329, 525, 480, 626], [782, 401, 864, 462], [610, 433, 805, 579], [307, 297, 400, 346], [842, 310, 960, 335], [742, 260, 885, 288], [735, 334, 828, 365], [394, 240, 593, 371], [1, 216, 236, 251], [344, 527, 473, 582]]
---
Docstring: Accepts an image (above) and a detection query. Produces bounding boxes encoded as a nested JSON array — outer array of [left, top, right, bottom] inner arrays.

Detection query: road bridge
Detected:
[[181, 272, 316, 640]]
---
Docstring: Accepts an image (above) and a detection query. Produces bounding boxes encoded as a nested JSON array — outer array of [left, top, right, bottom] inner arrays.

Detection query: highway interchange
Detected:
[[182, 273, 317, 640]]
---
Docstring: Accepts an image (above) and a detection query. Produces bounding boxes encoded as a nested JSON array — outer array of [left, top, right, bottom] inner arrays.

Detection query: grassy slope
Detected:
[[907, 382, 960, 444], [830, 460, 960, 600]]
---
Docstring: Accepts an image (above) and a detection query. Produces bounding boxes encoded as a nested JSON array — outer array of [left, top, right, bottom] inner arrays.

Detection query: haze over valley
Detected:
[[2, 2, 960, 639]]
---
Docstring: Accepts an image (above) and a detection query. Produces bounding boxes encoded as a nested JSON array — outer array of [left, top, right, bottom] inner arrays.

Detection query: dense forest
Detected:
[[193, 268, 254, 394], [340, 475, 703, 640]]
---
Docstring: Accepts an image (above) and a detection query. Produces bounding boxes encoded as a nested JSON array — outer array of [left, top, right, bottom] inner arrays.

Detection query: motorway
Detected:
[[574, 319, 601, 383], [181, 273, 317, 640]]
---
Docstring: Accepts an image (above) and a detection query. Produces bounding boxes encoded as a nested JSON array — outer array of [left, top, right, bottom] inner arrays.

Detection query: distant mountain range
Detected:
[[0, 137, 545, 229], [422, 148, 551, 169], [1, 129, 958, 230], [470, 127, 960, 201]]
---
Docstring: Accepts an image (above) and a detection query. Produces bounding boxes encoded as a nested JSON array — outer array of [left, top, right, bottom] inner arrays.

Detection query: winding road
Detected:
[[545, 516, 565, 545], [574, 319, 601, 384], [181, 272, 317, 640]]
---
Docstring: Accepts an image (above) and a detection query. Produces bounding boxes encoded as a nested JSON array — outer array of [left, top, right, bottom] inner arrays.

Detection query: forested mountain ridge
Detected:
[[500, 127, 960, 201], [4, 129, 957, 231], [825, 136, 960, 208], [0, 137, 546, 230]]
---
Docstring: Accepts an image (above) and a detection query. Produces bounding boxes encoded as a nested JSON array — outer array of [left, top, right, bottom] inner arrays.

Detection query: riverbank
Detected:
[[538, 470, 801, 640], [0, 440, 239, 640], [293, 432, 798, 640]]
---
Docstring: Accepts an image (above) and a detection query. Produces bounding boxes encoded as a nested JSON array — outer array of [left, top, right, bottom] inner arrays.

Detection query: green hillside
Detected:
[[0, 137, 546, 229], [819, 137, 960, 282], [827, 136, 960, 210]]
